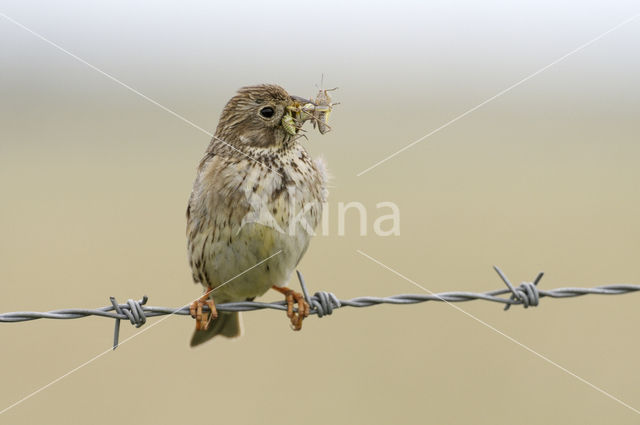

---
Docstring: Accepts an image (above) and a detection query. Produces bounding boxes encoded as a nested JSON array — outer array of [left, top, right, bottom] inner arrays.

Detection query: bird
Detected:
[[186, 84, 328, 346]]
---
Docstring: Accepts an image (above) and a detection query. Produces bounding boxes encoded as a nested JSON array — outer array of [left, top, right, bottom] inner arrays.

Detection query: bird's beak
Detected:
[[282, 95, 315, 136], [290, 95, 313, 106], [288, 95, 316, 120]]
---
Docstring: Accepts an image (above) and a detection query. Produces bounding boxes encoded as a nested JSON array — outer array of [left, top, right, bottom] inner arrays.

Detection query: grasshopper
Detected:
[[302, 86, 338, 134], [281, 110, 299, 136]]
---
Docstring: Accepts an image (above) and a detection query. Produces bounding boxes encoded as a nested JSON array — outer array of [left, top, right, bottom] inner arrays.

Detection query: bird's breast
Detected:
[[188, 145, 325, 302]]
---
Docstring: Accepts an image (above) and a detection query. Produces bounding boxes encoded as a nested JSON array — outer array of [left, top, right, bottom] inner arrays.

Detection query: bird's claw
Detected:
[[190, 291, 218, 331], [273, 286, 309, 331], [287, 290, 310, 331]]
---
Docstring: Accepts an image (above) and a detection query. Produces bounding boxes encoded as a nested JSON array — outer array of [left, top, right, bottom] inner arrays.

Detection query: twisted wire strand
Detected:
[[1, 267, 639, 349]]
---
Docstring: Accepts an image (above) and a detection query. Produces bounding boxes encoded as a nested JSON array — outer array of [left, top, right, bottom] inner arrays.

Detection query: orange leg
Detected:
[[272, 285, 310, 331], [189, 287, 218, 331]]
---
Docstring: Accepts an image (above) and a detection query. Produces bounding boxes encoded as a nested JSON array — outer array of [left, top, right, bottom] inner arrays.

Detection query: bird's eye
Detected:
[[259, 106, 275, 118]]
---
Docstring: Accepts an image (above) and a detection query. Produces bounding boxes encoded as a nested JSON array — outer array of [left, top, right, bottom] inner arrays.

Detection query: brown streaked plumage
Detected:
[[186, 84, 328, 346]]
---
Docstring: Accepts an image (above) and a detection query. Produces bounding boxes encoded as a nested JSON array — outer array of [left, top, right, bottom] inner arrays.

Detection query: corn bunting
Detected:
[[186, 84, 329, 346]]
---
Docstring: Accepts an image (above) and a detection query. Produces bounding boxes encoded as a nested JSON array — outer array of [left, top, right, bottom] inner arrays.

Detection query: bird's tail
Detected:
[[190, 312, 242, 347]]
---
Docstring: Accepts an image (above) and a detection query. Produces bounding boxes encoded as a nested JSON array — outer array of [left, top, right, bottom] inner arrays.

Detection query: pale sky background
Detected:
[[0, 1, 639, 424]]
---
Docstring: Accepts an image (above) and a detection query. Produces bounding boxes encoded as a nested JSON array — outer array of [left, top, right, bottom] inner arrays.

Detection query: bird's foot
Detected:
[[272, 285, 310, 331], [190, 289, 218, 331]]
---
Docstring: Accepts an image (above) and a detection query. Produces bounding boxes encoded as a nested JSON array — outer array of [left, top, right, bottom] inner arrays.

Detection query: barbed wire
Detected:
[[1, 267, 639, 349]]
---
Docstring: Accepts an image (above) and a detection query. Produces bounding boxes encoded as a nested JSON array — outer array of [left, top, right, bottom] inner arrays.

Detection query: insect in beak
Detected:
[[281, 89, 339, 137], [282, 95, 313, 136]]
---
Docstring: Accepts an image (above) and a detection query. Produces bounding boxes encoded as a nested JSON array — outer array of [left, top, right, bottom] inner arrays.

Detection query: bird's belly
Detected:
[[201, 221, 311, 303]]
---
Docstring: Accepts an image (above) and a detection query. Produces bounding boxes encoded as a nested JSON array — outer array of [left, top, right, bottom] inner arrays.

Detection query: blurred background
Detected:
[[0, 1, 639, 424]]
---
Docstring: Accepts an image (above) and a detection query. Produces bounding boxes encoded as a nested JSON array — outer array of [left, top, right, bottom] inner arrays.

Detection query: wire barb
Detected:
[[1, 268, 639, 348], [109, 296, 148, 350], [493, 267, 543, 311], [296, 270, 341, 318]]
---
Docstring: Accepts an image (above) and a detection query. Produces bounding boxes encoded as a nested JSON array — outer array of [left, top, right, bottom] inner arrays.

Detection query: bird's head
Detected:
[[214, 84, 310, 150]]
